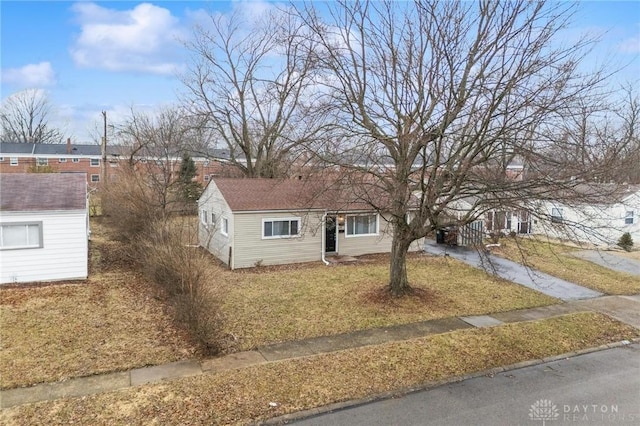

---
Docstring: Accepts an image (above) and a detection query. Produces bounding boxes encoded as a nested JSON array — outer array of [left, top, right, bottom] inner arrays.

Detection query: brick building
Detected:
[[0, 141, 240, 187]]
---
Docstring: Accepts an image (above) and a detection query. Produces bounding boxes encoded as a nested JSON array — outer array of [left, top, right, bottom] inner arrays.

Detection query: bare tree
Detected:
[[544, 83, 640, 183], [182, 7, 326, 178], [0, 89, 64, 143], [116, 107, 199, 215], [609, 84, 640, 184], [298, 0, 620, 296]]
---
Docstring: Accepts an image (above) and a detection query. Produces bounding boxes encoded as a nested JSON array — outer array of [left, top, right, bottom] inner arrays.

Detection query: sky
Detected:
[[1, 0, 639, 143]]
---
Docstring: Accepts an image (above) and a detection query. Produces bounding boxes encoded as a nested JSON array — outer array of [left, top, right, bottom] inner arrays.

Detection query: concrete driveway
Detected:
[[424, 241, 603, 301], [571, 250, 640, 276]]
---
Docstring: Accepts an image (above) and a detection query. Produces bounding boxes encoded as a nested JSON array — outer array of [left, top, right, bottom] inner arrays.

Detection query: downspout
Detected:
[[321, 211, 329, 265], [87, 185, 95, 241]]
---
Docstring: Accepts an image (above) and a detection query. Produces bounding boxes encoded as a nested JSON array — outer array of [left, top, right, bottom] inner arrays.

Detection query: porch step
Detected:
[[327, 255, 359, 264]]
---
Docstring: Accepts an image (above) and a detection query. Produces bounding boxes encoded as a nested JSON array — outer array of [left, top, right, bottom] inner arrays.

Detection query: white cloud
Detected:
[[618, 34, 640, 53], [232, 0, 274, 21], [69, 2, 186, 75], [1, 62, 56, 87]]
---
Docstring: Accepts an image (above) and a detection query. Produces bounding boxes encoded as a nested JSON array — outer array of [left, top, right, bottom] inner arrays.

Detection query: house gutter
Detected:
[[321, 211, 330, 265]]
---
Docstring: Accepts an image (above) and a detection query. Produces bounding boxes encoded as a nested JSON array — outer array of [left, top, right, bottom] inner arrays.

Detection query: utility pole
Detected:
[[101, 111, 107, 185]]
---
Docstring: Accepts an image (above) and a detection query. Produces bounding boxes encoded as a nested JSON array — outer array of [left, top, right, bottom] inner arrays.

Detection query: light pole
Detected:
[[101, 111, 107, 185]]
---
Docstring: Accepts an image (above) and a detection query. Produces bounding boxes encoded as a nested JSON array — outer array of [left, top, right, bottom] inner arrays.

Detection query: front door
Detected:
[[325, 215, 337, 253], [518, 210, 531, 234]]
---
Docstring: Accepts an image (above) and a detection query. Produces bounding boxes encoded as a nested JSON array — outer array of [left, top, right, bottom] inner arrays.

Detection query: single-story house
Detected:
[[444, 196, 533, 239], [0, 173, 89, 284], [535, 184, 640, 247], [198, 178, 424, 269]]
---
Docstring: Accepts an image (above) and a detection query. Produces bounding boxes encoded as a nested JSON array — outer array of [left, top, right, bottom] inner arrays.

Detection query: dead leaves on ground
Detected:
[[2, 312, 637, 425], [0, 227, 194, 390]]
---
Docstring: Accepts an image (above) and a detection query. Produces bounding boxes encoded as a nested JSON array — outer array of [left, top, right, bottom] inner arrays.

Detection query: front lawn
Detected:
[[0, 219, 560, 391], [2, 312, 636, 425], [494, 238, 640, 295], [217, 254, 558, 351], [0, 222, 194, 390]]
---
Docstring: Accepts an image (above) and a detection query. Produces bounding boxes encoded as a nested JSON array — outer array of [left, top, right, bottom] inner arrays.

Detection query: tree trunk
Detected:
[[388, 232, 413, 297]]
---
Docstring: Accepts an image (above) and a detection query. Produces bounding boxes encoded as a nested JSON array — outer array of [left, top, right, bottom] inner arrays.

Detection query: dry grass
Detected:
[[0, 220, 195, 390], [214, 255, 557, 351], [2, 312, 637, 426], [614, 249, 640, 261], [494, 238, 640, 295]]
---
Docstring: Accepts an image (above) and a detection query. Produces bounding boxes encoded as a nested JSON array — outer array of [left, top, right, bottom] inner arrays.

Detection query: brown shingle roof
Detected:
[[0, 173, 87, 212], [211, 178, 376, 212]]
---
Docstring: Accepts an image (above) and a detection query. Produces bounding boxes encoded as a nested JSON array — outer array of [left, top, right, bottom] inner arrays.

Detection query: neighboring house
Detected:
[[485, 209, 533, 235], [0, 173, 89, 284], [445, 196, 533, 239], [198, 178, 424, 269], [535, 185, 640, 247], [0, 141, 237, 186]]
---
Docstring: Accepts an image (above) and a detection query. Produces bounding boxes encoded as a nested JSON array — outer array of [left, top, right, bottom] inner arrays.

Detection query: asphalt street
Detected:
[[294, 343, 640, 426]]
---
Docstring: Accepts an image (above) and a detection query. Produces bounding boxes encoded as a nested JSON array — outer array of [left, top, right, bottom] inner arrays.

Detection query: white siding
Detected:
[[534, 193, 640, 246], [0, 211, 88, 284], [198, 182, 234, 267], [232, 212, 323, 269], [337, 213, 423, 256]]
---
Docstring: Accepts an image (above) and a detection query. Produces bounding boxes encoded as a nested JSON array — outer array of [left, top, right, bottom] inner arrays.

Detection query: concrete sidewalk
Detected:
[[424, 241, 603, 301], [2, 295, 639, 410]]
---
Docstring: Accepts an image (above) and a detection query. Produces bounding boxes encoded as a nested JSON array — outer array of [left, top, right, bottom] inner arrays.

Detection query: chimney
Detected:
[[66, 138, 72, 155]]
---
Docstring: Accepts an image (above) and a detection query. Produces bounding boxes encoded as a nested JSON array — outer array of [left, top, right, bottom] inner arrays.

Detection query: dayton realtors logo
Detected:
[[529, 399, 560, 425], [529, 399, 636, 423]]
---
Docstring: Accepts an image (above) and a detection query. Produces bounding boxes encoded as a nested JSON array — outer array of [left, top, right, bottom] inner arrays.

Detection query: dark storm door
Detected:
[[326, 216, 337, 253]]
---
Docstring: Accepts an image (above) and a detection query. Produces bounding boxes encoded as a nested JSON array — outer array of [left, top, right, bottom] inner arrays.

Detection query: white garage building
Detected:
[[0, 173, 89, 284]]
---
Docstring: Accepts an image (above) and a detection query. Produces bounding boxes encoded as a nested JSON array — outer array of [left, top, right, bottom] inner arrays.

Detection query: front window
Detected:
[[90, 158, 100, 167], [625, 211, 634, 225], [72, 158, 80, 163], [91, 174, 100, 182], [59, 158, 67, 163], [346, 214, 378, 237], [37, 158, 48, 166], [551, 207, 563, 224], [10, 157, 18, 166], [0, 223, 43, 250], [263, 218, 300, 238]]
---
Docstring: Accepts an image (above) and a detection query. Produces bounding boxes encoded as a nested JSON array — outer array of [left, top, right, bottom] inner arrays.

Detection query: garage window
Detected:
[[0, 222, 43, 250], [221, 217, 229, 236], [625, 211, 634, 225], [551, 207, 563, 224]]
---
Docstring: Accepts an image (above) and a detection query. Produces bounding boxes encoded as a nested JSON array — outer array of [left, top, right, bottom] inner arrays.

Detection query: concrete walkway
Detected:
[[424, 241, 603, 301], [2, 295, 639, 410], [571, 250, 640, 276]]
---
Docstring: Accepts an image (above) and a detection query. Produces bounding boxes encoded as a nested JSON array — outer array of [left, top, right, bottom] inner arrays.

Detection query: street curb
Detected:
[[259, 338, 640, 425]]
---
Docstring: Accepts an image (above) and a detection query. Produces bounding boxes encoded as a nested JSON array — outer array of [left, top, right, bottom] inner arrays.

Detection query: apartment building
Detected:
[[0, 141, 239, 187]]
